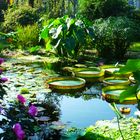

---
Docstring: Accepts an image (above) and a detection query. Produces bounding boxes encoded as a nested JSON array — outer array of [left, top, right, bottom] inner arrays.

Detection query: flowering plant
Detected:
[[0, 94, 40, 140]]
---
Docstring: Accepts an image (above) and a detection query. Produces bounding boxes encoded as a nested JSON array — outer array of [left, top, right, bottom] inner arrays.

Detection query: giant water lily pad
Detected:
[[100, 65, 131, 77], [73, 67, 104, 82], [46, 77, 85, 93], [102, 86, 137, 104], [103, 77, 130, 86]]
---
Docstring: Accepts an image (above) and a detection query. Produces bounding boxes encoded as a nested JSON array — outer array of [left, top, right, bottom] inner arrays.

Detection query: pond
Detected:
[[2, 59, 137, 129], [47, 85, 137, 128]]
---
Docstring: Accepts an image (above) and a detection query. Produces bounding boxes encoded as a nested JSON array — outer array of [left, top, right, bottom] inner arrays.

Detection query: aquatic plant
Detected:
[[17, 94, 26, 104], [0, 95, 39, 139], [13, 123, 25, 140], [28, 104, 38, 117]]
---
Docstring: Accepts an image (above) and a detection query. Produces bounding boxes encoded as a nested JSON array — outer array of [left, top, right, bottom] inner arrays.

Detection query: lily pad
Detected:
[[102, 85, 137, 104], [46, 77, 85, 92]]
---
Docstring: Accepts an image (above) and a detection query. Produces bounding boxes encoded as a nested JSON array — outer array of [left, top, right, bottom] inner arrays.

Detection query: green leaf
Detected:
[[119, 59, 140, 73], [119, 85, 138, 103], [40, 26, 49, 39], [133, 71, 140, 83], [46, 40, 52, 51], [65, 36, 76, 51]]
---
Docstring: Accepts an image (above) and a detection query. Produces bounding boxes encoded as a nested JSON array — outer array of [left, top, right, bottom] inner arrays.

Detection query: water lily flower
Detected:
[[0, 77, 8, 83], [13, 123, 25, 140], [28, 104, 38, 117], [0, 58, 4, 65], [17, 94, 26, 104]]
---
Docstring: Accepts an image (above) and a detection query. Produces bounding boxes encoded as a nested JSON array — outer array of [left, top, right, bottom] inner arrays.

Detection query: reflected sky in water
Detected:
[[59, 96, 137, 128]]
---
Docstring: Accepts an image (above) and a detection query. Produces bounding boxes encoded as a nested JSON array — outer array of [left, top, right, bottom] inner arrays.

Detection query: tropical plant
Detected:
[[118, 59, 140, 108], [78, 0, 130, 21], [40, 16, 94, 59], [93, 16, 140, 60]]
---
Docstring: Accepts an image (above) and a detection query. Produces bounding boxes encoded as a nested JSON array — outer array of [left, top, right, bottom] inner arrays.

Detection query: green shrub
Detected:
[[78, 0, 130, 21], [16, 24, 39, 49], [93, 16, 140, 60], [3, 5, 39, 32]]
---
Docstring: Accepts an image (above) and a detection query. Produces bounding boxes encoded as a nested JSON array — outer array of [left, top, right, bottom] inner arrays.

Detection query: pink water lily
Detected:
[[0, 58, 4, 65], [13, 123, 25, 140], [17, 94, 26, 104], [28, 104, 38, 117]]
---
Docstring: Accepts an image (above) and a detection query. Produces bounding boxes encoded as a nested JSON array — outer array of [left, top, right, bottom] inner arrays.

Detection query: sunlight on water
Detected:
[[106, 90, 125, 96], [106, 79, 127, 83], [50, 80, 82, 86]]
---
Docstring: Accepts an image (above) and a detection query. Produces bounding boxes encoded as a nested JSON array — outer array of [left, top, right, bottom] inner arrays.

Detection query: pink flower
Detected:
[[0, 77, 8, 83], [13, 123, 25, 140], [17, 95, 26, 104], [28, 104, 38, 117], [0, 58, 4, 65]]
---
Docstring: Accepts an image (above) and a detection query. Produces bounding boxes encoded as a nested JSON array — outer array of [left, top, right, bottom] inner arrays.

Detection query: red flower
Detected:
[[13, 123, 25, 140], [28, 104, 38, 117], [17, 95, 26, 104]]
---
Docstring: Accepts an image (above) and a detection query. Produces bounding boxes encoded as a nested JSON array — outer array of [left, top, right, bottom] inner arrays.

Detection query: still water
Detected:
[[60, 96, 136, 128], [49, 84, 137, 128]]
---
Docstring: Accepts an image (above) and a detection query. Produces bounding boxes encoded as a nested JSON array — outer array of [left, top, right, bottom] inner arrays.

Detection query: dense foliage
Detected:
[[3, 5, 39, 32], [0, 0, 7, 22], [93, 16, 140, 60], [78, 0, 130, 20]]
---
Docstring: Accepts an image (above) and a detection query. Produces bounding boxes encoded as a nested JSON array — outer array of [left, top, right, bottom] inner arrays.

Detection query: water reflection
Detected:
[[40, 83, 137, 128]]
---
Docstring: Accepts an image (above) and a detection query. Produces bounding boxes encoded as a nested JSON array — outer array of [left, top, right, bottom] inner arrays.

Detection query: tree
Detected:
[[78, 0, 130, 21]]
